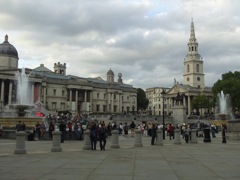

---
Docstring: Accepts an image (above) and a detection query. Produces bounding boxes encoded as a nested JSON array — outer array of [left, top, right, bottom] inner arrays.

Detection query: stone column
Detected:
[[14, 131, 27, 154], [108, 92, 111, 112], [1, 80, 4, 103], [84, 91, 87, 103], [119, 94, 122, 113], [69, 89, 72, 111], [43, 86, 46, 105], [188, 96, 191, 115], [110, 130, 120, 148], [32, 83, 34, 103], [8, 81, 12, 105], [111, 93, 114, 112], [156, 129, 163, 146], [191, 129, 198, 144], [174, 129, 181, 145], [134, 130, 143, 147], [38, 84, 41, 101], [83, 130, 91, 150], [51, 131, 62, 152], [75, 90, 78, 112]]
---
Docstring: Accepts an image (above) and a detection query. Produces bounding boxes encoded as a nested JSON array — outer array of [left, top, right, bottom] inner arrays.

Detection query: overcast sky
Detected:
[[0, 0, 239, 89]]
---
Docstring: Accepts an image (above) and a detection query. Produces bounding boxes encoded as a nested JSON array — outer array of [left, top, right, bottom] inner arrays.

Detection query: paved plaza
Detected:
[[0, 133, 240, 180]]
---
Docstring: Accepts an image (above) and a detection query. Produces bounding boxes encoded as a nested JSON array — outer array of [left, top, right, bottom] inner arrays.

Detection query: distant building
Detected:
[[0, 35, 137, 115], [146, 19, 213, 117]]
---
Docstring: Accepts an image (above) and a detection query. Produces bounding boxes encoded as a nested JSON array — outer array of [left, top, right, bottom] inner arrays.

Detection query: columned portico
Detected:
[[1, 80, 4, 104], [8, 81, 12, 105]]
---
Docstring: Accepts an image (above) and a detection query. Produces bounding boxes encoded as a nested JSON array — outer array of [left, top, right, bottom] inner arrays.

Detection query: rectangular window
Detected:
[[62, 90, 65, 96], [52, 102, 57, 110], [53, 89, 56, 96], [103, 105, 106, 112], [97, 93, 99, 99], [114, 105, 117, 112], [104, 93, 106, 99], [96, 104, 100, 112]]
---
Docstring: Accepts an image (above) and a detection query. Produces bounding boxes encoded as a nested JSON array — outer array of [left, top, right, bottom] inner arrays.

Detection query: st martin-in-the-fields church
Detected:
[[164, 19, 213, 122]]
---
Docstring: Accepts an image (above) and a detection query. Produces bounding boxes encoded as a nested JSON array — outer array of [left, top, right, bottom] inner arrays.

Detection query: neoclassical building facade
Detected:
[[0, 35, 137, 115], [146, 19, 213, 117]]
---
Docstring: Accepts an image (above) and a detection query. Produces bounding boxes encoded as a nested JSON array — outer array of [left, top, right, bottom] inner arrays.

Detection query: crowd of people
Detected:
[[12, 113, 227, 150]]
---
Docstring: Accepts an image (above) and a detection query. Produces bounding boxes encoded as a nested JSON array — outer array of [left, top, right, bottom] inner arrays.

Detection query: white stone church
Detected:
[[146, 19, 213, 118]]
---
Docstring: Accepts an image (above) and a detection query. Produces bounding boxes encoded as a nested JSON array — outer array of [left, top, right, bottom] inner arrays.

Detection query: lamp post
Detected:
[[161, 89, 166, 140]]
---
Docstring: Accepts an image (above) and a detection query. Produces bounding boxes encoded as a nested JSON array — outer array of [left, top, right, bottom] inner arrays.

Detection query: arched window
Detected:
[[187, 64, 190, 72], [196, 64, 199, 72], [195, 47, 197, 51], [192, 46, 194, 51]]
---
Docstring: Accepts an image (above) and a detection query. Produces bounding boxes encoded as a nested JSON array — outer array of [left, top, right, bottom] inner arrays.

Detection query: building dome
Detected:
[[0, 35, 18, 58], [107, 69, 114, 75]]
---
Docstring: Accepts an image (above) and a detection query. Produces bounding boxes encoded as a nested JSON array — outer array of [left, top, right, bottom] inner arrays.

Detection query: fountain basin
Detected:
[[9, 104, 35, 117], [0, 117, 43, 129]]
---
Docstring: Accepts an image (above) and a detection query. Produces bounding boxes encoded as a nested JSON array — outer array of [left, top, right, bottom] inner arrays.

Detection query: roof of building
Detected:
[[34, 64, 53, 73], [0, 35, 18, 58], [107, 69, 114, 75]]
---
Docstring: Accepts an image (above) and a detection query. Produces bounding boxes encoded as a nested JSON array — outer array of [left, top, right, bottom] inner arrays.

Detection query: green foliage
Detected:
[[192, 94, 213, 111], [137, 88, 149, 111], [212, 71, 240, 110]]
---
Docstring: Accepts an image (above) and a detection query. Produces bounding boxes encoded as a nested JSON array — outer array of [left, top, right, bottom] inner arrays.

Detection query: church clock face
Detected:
[[197, 77, 200, 81]]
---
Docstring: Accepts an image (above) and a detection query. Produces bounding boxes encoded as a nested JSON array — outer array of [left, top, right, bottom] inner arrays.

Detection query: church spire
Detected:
[[187, 18, 198, 54]]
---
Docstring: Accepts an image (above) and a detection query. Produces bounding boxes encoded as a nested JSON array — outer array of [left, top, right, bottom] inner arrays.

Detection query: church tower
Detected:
[[183, 19, 205, 88]]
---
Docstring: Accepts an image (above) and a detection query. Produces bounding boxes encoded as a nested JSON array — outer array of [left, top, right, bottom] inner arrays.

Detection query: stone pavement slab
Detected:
[[0, 134, 240, 180]]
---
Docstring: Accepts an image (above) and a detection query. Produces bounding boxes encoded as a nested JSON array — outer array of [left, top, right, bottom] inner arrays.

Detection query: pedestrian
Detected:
[[184, 125, 191, 143], [123, 122, 128, 137], [130, 121, 136, 137], [151, 124, 157, 145], [68, 121, 73, 140], [89, 122, 97, 150], [48, 121, 54, 139], [59, 121, 66, 143], [168, 124, 175, 140], [16, 121, 23, 132], [99, 124, 107, 150], [35, 122, 41, 138]]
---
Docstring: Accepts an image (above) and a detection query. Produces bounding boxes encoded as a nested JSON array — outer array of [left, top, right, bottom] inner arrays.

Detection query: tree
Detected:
[[212, 71, 240, 110], [191, 95, 213, 115], [137, 88, 149, 111]]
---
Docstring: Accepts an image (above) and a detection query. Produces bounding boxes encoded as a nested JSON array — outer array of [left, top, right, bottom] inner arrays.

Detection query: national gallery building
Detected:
[[0, 35, 137, 115]]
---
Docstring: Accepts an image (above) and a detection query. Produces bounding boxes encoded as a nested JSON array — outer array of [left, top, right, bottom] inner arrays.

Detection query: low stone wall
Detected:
[[0, 130, 83, 141]]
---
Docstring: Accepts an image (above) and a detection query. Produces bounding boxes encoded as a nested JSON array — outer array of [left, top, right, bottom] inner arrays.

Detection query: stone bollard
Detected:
[[174, 129, 181, 145], [83, 130, 91, 150], [110, 130, 120, 148], [14, 131, 27, 154], [191, 129, 198, 144], [134, 130, 143, 147], [203, 127, 211, 143], [51, 131, 62, 152], [156, 129, 163, 146]]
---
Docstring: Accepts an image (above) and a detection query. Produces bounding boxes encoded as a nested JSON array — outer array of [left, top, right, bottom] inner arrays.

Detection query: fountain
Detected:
[[215, 91, 240, 140], [215, 91, 233, 120], [0, 68, 44, 137], [9, 68, 35, 116]]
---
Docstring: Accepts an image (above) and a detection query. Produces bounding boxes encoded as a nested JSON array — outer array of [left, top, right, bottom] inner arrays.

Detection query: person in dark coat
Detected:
[[99, 124, 107, 150], [89, 122, 97, 150], [151, 124, 157, 145], [48, 121, 55, 139], [59, 121, 66, 143]]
